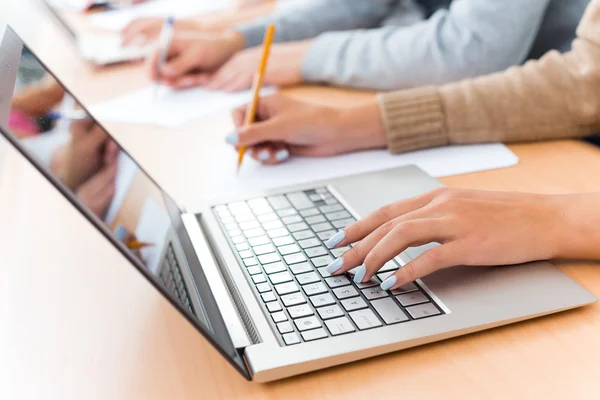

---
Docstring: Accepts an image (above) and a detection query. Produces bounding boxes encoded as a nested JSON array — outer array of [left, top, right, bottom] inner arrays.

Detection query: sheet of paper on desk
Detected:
[[104, 152, 138, 225], [90, 85, 275, 128], [199, 143, 519, 198], [88, 0, 233, 31], [135, 199, 172, 275]]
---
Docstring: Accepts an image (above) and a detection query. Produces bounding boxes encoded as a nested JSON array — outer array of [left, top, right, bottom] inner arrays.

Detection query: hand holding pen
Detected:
[[151, 16, 175, 99]]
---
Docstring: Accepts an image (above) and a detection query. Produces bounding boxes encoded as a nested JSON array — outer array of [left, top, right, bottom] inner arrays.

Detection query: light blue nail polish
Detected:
[[114, 225, 127, 241], [326, 257, 344, 274], [325, 230, 345, 248], [380, 275, 397, 291], [275, 149, 290, 161], [225, 132, 239, 145], [258, 150, 270, 161], [353, 264, 366, 284]]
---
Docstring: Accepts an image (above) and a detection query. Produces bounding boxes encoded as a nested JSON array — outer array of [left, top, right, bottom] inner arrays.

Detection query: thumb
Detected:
[[235, 119, 287, 147], [161, 49, 199, 79]]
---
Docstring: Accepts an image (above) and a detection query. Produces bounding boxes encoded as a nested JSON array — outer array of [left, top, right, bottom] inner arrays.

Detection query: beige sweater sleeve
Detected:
[[378, 0, 600, 153]]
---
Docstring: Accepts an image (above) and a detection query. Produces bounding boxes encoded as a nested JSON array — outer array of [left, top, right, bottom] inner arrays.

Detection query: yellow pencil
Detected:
[[237, 24, 276, 171], [126, 240, 154, 250]]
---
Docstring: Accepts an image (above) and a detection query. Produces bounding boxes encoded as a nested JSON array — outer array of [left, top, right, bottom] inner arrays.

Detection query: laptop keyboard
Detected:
[[158, 243, 195, 314], [214, 188, 445, 346]]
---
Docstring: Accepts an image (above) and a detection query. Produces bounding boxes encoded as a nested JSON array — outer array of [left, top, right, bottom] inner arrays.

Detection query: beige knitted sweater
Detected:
[[379, 0, 600, 153]]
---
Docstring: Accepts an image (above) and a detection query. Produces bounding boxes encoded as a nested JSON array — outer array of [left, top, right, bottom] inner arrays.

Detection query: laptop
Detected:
[[0, 26, 596, 382]]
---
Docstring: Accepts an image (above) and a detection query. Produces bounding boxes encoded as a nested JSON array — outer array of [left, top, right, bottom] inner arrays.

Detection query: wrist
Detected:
[[223, 30, 246, 53], [335, 100, 387, 150]]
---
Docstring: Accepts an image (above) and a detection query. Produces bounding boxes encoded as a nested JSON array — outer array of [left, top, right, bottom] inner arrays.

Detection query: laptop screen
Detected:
[[0, 27, 250, 378]]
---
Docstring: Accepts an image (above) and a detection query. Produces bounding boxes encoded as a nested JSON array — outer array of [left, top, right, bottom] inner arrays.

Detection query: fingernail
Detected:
[[353, 264, 366, 284], [325, 230, 345, 248], [258, 150, 270, 161], [325, 257, 344, 274], [275, 149, 289, 161], [225, 132, 239, 145], [114, 225, 127, 241], [380, 275, 397, 291]]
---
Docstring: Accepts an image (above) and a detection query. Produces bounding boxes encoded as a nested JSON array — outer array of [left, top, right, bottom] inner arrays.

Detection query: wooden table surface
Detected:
[[2, 1, 600, 399]]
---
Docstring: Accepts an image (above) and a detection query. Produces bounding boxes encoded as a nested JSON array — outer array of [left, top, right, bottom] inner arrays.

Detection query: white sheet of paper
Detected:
[[193, 142, 519, 201], [104, 152, 138, 225], [77, 32, 154, 65], [90, 86, 275, 127], [88, 0, 233, 31], [45, 0, 88, 11], [135, 199, 172, 275]]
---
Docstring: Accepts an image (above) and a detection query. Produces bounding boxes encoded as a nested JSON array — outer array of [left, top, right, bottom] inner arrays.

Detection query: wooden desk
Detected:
[[3, 1, 600, 399]]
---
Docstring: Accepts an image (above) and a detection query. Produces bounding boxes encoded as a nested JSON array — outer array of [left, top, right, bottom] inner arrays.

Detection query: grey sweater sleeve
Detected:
[[235, 0, 397, 48], [301, 0, 552, 90]]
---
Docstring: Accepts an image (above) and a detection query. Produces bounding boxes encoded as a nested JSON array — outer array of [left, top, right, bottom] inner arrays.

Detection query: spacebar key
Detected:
[[286, 192, 314, 210]]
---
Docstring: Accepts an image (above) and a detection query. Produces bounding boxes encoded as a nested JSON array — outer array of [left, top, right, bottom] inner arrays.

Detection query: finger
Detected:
[[87, 165, 118, 195], [234, 119, 287, 147], [362, 218, 447, 283], [146, 49, 161, 81], [85, 125, 110, 148], [251, 143, 290, 165], [380, 244, 458, 290], [170, 73, 210, 90], [161, 50, 200, 80], [104, 141, 120, 165], [220, 73, 253, 92], [325, 189, 443, 249], [70, 119, 95, 139], [231, 104, 246, 128], [205, 64, 238, 90]]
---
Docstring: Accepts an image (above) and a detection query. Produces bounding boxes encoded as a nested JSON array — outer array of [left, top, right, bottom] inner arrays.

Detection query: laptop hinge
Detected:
[[181, 213, 253, 349]]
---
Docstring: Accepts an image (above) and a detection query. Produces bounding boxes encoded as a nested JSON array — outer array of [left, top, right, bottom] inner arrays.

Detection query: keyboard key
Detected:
[[371, 298, 409, 324], [288, 222, 309, 232], [293, 230, 315, 240], [325, 198, 338, 205], [391, 282, 419, 294], [268, 195, 291, 210], [278, 244, 300, 255], [300, 208, 320, 217], [266, 301, 282, 312], [315, 188, 328, 194], [301, 328, 328, 341], [225, 222, 239, 231], [228, 201, 252, 216], [277, 209, 298, 218], [234, 214, 255, 223], [309, 293, 336, 307], [311, 255, 333, 267], [235, 242, 249, 251], [317, 267, 332, 278], [317, 230, 337, 241], [258, 213, 278, 223], [396, 291, 428, 306], [239, 220, 260, 230], [282, 215, 303, 225], [325, 317, 356, 336], [258, 253, 281, 264], [376, 271, 395, 282], [298, 238, 321, 249], [256, 283, 271, 293], [330, 247, 350, 258], [248, 198, 270, 210], [263, 262, 287, 275], [248, 235, 270, 246], [243, 228, 265, 238], [319, 204, 344, 213], [341, 297, 368, 311], [247, 266, 262, 275], [362, 287, 389, 300], [325, 276, 351, 288], [350, 309, 383, 330], [280, 292, 306, 307], [284, 253, 307, 265], [295, 316, 322, 332], [305, 215, 326, 224], [290, 262, 313, 275], [262, 220, 284, 230], [406, 303, 441, 319], [252, 274, 267, 284], [243, 258, 258, 267], [379, 261, 399, 273], [283, 332, 301, 345], [354, 277, 380, 289], [332, 285, 359, 299], [267, 228, 289, 239], [332, 218, 356, 229], [288, 304, 314, 319], [305, 246, 328, 258], [317, 304, 344, 320], [231, 235, 245, 244], [275, 282, 299, 295], [228, 229, 242, 237], [296, 272, 321, 285], [272, 311, 287, 323], [276, 321, 294, 334], [220, 216, 235, 225], [239, 250, 253, 259], [303, 282, 328, 296], [311, 222, 333, 232], [261, 292, 276, 302], [253, 244, 275, 255], [325, 211, 351, 221], [272, 236, 295, 246], [287, 192, 314, 210], [269, 271, 293, 285], [309, 194, 322, 202]]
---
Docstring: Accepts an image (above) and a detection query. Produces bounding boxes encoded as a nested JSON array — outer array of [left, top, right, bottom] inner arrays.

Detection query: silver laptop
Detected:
[[0, 26, 596, 382]]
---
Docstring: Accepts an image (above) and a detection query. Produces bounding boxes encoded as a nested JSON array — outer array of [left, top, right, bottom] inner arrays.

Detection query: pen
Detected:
[[236, 24, 276, 171], [47, 110, 89, 122], [126, 240, 154, 250], [153, 16, 175, 100]]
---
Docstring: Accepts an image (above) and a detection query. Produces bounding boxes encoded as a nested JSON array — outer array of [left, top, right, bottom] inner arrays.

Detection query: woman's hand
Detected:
[[227, 93, 386, 163], [324, 189, 585, 291], [206, 41, 311, 92], [121, 18, 207, 46], [75, 165, 117, 219]]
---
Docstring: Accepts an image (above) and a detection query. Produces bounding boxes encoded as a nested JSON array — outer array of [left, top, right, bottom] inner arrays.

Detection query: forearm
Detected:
[[551, 193, 600, 260]]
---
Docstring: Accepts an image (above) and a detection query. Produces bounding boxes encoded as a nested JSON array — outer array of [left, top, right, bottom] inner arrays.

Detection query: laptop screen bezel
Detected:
[[0, 26, 251, 380]]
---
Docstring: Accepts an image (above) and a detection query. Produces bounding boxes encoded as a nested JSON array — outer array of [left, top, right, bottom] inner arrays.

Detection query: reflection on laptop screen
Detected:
[[7, 46, 212, 331]]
